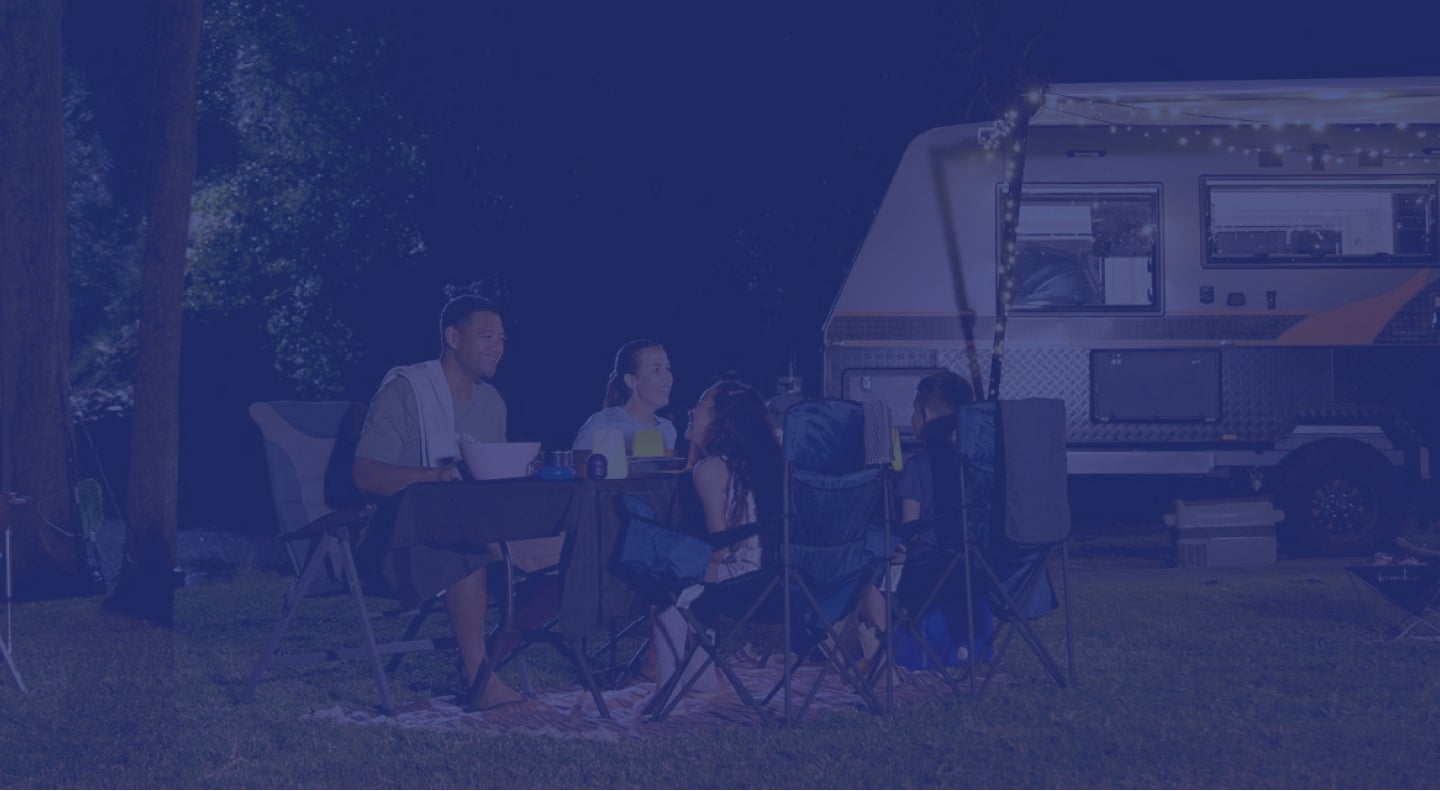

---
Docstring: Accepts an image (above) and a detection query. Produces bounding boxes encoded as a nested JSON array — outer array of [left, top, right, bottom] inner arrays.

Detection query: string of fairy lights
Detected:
[[995, 90, 1440, 166]]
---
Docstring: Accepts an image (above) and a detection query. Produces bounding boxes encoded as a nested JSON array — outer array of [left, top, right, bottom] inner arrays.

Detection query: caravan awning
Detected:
[[1033, 77, 1440, 128]]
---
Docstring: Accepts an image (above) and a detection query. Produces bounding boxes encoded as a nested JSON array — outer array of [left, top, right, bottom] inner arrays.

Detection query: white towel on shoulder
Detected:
[[383, 360, 457, 467]]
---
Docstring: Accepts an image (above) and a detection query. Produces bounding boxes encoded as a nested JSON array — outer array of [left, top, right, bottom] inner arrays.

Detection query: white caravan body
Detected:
[[823, 78, 1440, 553]]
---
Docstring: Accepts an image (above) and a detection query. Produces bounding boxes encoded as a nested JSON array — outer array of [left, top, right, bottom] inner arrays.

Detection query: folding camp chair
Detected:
[[1347, 563, 1440, 643], [877, 398, 1074, 701], [959, 398, 1074, 699], [639, 398, 891, 725], [241, 401, 446, 713], [1, 493, 26, 693]]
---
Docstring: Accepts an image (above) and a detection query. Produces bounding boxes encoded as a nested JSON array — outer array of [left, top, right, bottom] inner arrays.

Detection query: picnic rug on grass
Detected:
[[305, 653, 983, 741]]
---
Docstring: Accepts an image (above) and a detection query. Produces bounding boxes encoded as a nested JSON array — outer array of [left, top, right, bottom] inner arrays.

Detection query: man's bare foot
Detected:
[[473, 676, 523, 711]]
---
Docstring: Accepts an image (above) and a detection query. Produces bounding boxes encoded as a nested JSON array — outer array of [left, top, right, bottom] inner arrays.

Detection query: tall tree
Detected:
[[0, 0, 88, 596], [105, 0, 203, 625]]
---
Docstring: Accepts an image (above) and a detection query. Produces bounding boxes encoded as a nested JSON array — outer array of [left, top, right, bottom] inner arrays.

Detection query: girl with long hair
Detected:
[[685, 380, 782, 579], [647, 380, 782, 709]]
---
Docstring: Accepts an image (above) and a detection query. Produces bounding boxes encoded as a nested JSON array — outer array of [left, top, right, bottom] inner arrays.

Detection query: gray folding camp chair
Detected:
[[241, 401, 446, 713]]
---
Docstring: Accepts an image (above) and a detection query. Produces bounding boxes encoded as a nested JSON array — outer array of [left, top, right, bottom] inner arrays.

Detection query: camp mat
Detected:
[[305, 653, 981, 741]]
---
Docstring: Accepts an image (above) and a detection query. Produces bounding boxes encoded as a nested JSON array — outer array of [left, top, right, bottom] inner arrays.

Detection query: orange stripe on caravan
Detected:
[[1274, 271, 1431, 346]]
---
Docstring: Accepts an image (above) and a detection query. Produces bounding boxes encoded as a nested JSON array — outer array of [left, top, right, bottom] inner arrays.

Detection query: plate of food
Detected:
[[626, 456, 687, 475]]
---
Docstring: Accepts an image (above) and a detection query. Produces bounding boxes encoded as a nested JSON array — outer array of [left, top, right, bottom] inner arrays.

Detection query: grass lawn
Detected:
[[0, 529, 1437, 789]]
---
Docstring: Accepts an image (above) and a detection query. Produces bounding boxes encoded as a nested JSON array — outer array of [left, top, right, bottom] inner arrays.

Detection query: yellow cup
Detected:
[[632, 428, 665, 458]]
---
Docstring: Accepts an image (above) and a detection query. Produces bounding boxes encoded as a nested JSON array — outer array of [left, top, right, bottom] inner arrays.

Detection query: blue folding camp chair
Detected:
[[875, 398, 1074, 702], [632, 398, 891, 725]]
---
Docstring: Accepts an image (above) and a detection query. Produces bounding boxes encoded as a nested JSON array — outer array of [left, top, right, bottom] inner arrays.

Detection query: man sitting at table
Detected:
[[352, 293, 525, 710]]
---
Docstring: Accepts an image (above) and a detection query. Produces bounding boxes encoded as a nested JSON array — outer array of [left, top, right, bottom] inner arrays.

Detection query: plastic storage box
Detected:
[[1163, 496, 1284, 568]]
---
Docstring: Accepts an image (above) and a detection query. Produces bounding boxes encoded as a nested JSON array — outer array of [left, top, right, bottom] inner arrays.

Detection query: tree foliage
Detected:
[[65, 74, 143, 421], [187, 0, 427, 397]]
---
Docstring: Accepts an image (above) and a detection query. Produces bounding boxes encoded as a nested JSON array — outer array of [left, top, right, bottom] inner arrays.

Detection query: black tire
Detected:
[[1274, 438, 1402, 556]]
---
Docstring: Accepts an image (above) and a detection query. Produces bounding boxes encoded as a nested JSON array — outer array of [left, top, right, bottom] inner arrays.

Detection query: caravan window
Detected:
[[1006, 184, 1160, 312], [1205, 177, 1439, 266]]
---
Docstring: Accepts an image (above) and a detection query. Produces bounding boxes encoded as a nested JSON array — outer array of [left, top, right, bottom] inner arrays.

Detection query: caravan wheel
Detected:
[[1275, 438, 1401, 556]]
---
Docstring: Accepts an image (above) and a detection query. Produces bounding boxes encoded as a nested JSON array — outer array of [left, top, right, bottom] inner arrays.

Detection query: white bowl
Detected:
[[459, 441, 541, 480]]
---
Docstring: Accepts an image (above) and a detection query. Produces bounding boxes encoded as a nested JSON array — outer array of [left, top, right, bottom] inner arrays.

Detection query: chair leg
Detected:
[[242, 528, 399, 714], [557, 637, 610, 718], [651, 608, 774, 725], [336, 530, 397, 713], [584, 614, 649, 688], [0, 638, 25, 693], [242, 531, 338, 703], [385, 594, 443, 677], [1062, 540, 1075, 684], [975, 552, 1067, 692], [790, 581, 883, 718]]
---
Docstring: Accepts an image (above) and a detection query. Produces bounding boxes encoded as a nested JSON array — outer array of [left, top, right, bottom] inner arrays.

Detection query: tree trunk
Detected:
[[105, 0, 203, 626], [0, 0, 88, 598]]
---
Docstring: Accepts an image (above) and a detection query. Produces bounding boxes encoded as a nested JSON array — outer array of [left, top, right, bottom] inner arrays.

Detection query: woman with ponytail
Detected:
[[572, 339, 677, 454]]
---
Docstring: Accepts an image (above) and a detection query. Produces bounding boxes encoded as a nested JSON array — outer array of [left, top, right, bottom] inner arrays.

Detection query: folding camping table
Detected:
[[1346, 563, 1440, 642]]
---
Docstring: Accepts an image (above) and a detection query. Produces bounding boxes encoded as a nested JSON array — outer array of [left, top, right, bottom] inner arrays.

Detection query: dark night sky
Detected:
[[59, 0, 1440, 530]]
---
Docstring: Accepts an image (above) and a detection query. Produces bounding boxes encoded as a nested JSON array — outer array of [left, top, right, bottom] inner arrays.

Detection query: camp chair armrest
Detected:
[[893, 514, 953, 542], [284, 506, 375, 540], [705, 516, 780, 549]]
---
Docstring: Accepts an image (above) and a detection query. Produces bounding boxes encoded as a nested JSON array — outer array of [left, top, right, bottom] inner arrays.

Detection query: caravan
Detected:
[[824, 78, 1440, 555]]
